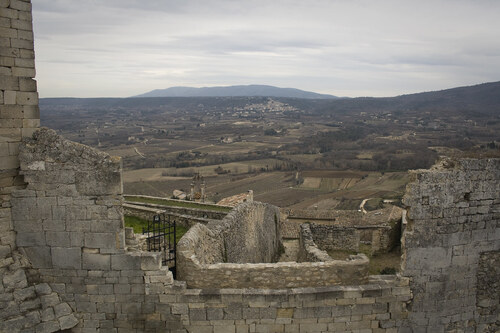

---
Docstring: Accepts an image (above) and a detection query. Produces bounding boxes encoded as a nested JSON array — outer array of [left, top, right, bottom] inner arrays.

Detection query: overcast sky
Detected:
[[32, 0, 500, 98]]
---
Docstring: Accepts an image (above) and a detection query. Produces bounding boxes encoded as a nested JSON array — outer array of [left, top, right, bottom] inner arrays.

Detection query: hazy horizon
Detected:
[[32, 1, 500, 98]]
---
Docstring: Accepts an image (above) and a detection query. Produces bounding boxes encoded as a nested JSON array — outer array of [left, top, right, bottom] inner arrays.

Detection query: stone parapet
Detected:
[[166, 275, 411, 332]]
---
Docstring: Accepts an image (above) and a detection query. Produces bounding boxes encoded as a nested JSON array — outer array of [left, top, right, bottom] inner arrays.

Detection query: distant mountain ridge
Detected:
[[134, 85, 337, 99], [40, 81, 500, 117]]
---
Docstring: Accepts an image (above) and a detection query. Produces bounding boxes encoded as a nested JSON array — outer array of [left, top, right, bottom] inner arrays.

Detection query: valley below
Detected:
[[40, 82, 500, 210]]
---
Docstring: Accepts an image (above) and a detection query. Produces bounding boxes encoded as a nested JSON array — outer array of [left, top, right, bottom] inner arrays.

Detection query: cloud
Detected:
[[32, 0, 500, 97]]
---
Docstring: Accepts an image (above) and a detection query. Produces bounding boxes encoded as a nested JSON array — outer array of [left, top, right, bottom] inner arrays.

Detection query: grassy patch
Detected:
[[124, 215, 149, 234], [327, 249, 356, 260], [364, 198, 384, 211], [124, 215, 188, 243], [336, 198, 362, 210], [359, 244, 401, 275], [124, 196, 232, 212], [327, 244, 401, 275]]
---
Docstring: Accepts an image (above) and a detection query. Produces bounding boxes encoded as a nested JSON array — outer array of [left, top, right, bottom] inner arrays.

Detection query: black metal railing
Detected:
[[142, 213, 176, 278]]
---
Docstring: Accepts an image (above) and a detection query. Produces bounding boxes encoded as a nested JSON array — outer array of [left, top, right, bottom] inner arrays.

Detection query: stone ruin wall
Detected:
[[298, 223, 334, 263], [308, 223, 360, 252], [297, 224, 370, 281], [0, 1, 79, 331], [281, 207, 402, 255], [401, 158, 500, 332], [0, 2, 499, 331], [9, 128, 176, 332]]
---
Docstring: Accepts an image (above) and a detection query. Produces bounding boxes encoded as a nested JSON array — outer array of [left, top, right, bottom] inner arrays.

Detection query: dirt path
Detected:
[[134, 147, 145, 158], [359, 198, 372, 214]]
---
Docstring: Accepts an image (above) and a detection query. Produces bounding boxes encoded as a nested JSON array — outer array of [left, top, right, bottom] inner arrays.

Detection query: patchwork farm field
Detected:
[[124, 165, 409, 209]]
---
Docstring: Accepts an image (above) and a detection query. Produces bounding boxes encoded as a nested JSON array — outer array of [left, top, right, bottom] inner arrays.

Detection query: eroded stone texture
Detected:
[[401, 158, 500, 332], [0, 2, 78, 332], [177, 203, 370, 288], [12, 128, 175, 331], [308, 223, 360, 252], [476, 251, 500, 332]]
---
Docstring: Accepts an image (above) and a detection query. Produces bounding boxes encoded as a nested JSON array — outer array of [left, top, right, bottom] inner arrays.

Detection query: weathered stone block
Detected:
[[35, 283, 53, 296], [75, 170, 122, 196], [41, 292, 60, 309], [35, 320, 60, 333], [141, 252, 161, 270], [0, 75, 19, 90], [41, 307, 55, 322], [15, 57, 34, 68], [45, 232, 70, 247], [111, 253, 141, 270], [23, 105, 39, 119], [51, 247, 81, 269], [19, 297, 41, 312], [84, 232, 116, 249], [17, 29, 33, 42], [12, 66, 35, 78], [405, 247, 451, 271], [22, 118, 40, 128], [22, 246, 52, 268], [0, 155, 19, 169], [82, 252, 110, 270], [16, 231, 45, 246], [69, 232, 84, 247], [66, 219, 90, 232], [53, 303, 72, 318], [9, 0, 32, 12], [90, 218, 122, 233], [58, 314, 78, 330]]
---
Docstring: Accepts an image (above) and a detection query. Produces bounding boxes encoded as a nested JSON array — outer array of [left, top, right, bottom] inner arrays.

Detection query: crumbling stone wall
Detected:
[[369, 225, 400, 255], [12, 128, 178, 331], [1, 0, 38, 276], [298, 223, 367, 265], [178, 201, 281, 267], [308, 223, 360, 252], [298, 223, 333, 262], [401, 158, 500, 332], [222, 201, 282, 263], [13, 128, 124, 268], [476, 251, 500, 332], [0, 2, 79, 332], [178, 212, 369, 289]]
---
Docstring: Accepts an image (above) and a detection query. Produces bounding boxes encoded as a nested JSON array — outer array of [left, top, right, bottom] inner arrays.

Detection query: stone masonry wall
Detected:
[[309, 223, 360, 252], [12, 128, 179, 332], [298, 223, 368, 268], [0, 2, 80, 332], [168, 275, 411, 333], [178, 215, 369, 289], [1, 0, 39, 255], [178, 201, 281, 267], [401, 158, 500, 332], [298, 223, 333, 262], [222, 202, 282, 264]]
